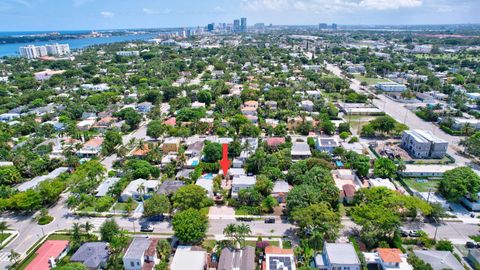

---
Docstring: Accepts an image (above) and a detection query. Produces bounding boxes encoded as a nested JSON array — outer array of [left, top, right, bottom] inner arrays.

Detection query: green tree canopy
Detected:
[[172, 209, 208, 244], [172, 184, 213, 210], [439, 166, 480, 201], [143, 194, 171, 217], [373, 158, 397, 178]]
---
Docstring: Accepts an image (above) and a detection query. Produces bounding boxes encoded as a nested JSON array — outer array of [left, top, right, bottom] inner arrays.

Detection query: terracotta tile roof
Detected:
[[342, 184, 356, 197], [265, 246, 294, 255], [132, 145, 150, 156], [164, 117, 176, 126], [25, 240, 69, 270], [84, 137, 104, 147], [145, 238, 159, 257], [266, 137, 285, 147], [377, 248, 403, 263]]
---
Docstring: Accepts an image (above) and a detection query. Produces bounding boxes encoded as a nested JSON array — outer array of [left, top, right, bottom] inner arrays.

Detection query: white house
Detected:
[[123, 237, 159, 270], [314, 243, 360, 270], [120, 179, 160, 202], [316, 137, 339, 153], [231, 175, 256, 198], [171, 246, 206, 270]]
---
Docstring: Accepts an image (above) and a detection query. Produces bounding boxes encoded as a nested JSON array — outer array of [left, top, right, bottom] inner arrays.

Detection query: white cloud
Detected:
[[242, 0, 423, 12], [100, 11, 114, 18], [359, 0, 422, 10], [143, 8, 171, 15]]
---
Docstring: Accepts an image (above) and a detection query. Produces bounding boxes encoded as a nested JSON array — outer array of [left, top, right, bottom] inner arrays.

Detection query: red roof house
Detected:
[[25, 240, 70, 270]]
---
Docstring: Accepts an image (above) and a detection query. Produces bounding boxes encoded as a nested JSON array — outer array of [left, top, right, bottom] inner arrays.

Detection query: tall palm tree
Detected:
[[81, 221, 94, 236], [137, 184, 146, 200], [71, 222, 82, 244], [128, 138, 136, 147]]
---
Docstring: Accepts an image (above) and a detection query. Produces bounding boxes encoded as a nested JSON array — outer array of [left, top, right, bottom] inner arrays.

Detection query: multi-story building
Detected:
[[45, 43, 70, 56], [19, 45, 47, 59], [116, 51, 140, 57], [401, 130, 448, 159], [241, 17, 247, 32], [375, 82, 407, 92], [233, 19, 240, 32], [20, 43, 69, 59]]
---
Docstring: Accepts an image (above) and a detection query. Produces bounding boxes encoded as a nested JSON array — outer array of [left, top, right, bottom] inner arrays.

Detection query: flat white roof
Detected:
[[403, 164, 456, 173], [171, 246, 206, 270]]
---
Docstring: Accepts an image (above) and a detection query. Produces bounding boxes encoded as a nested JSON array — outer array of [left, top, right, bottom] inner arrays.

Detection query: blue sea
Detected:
[[0, 31, 158, 57]]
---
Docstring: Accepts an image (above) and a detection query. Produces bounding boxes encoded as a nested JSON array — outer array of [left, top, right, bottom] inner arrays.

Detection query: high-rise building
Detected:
[[207, 23, 215, 32], [19, 45, 48, 59], [233, 19, 240, 32], [254, 23, 265, 29], [20, 44, 70, 59], [319, 23, 328, 29], [332, 23, 338, 30], [45, 43, 70, 56], [240, 17, 247, 32]]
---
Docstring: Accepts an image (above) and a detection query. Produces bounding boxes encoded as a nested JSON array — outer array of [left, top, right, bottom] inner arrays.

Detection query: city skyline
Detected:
[[0, 0, 479, 31]]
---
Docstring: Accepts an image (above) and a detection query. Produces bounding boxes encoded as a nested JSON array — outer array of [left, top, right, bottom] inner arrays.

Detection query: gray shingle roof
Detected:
[[218, 246, 255, 270], [70, 242, 109, 268], [414, 250, 463, 270], [124, 238, 150, 259]]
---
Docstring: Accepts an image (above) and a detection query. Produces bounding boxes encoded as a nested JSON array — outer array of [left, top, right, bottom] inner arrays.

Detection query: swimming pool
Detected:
[[202, 173, 214, 180]]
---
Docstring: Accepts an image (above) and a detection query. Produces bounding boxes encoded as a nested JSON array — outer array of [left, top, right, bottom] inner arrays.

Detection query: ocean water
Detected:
[[0, 33, 157, 57]]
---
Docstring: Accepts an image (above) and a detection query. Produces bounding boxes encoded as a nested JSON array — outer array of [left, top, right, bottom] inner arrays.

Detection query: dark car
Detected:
[[466, 241, 477, 249], [140, 224, 154, 232], [264, 218, 275, 224]]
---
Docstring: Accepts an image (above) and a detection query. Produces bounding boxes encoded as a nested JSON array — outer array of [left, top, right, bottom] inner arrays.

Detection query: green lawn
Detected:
[[113, 201, 138, 211], [0, 233, 11, 242], [403, 178, 439, 192], [354, 74, 390, 85]]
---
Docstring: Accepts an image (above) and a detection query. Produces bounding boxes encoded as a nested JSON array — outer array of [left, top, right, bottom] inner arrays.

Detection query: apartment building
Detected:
[[401, 130, 448, 159]]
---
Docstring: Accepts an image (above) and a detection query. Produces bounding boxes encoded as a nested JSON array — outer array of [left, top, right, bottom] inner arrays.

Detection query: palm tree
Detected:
[[81, 221, 94, 236], [223, 223, 251, 249], [137, 183, 146, 200], [0, 221, 8, 235], [137, 139, 146, 150], [128, 138, 136, 147], [71, 223, 82, 244], [116, 145, 128, 160]]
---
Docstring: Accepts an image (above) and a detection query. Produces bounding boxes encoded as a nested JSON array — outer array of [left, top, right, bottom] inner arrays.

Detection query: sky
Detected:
[[0, 0, 479, 31]]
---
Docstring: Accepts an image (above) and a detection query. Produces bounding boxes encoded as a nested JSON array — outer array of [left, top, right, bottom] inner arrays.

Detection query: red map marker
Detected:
[[219, 143, 231, 176]]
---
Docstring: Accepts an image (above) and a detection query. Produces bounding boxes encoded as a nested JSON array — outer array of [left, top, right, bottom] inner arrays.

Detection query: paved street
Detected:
[[403, 221, 480, 244]]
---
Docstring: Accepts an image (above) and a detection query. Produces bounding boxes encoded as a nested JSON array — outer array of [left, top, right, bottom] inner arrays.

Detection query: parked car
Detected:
[[264, 218, 275, 224], [408, 230, 421, 237], [140, 224, 154, 232], [466, 242, 477, 249]]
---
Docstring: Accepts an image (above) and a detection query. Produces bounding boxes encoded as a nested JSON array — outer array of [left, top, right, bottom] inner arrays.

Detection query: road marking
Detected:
[[0, 252, 10, 262]]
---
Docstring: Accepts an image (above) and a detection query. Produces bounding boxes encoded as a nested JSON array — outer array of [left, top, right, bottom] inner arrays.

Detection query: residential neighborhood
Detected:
[[0, 7, 480, 270]]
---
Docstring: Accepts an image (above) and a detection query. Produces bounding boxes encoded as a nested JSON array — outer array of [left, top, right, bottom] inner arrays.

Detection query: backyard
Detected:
[[402, 178, 439, 192]]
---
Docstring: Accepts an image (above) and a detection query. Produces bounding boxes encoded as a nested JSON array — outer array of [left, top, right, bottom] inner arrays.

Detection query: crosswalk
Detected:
[[66, 218, 106, 230], [0, 252, 10, 262]]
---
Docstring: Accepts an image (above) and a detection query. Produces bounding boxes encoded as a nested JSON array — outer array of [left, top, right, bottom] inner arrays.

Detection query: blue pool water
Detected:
[[202, 173, 214, 180], [191, 160, 199, 166]]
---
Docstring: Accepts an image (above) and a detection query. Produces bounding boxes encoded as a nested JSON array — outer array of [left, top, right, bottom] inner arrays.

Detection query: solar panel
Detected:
[[269, 256, 293, 270]]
